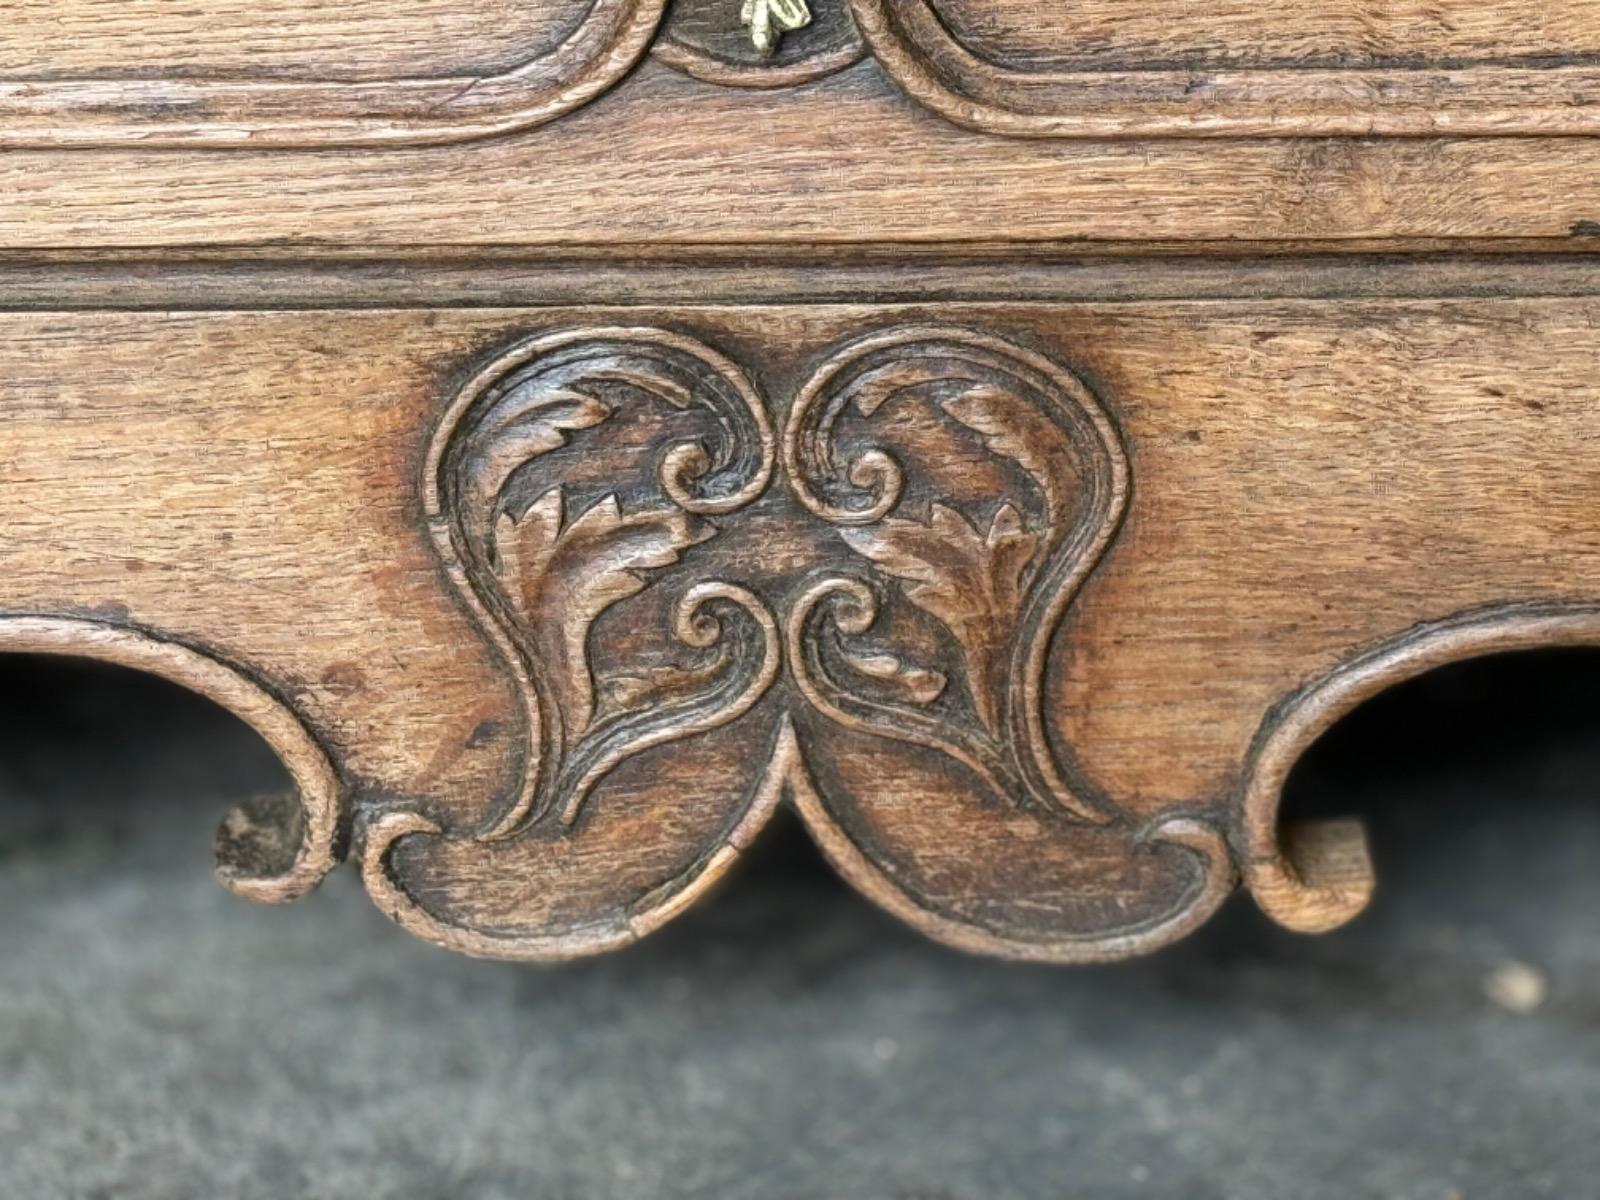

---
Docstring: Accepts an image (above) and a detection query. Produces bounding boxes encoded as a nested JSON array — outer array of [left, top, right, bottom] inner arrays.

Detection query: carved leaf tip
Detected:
[[845, 650, 948, 705], [494, 489, 715, 733], [942, 383, 1071, 520], [472, 388, 611, 505], [839, 499, 1040, 732], [600, 657, 724, 713]]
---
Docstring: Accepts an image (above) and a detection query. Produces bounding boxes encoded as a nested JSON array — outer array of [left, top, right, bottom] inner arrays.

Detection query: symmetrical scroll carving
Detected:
[[365, 323, 1234, 961]]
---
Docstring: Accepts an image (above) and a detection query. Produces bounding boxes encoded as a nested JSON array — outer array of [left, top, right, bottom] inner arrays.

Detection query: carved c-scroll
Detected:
[[364, 327, 782, 958], [780, 327, 1235, 962], [0, 615, 343, 904], [1239, 601, 1600, 935]]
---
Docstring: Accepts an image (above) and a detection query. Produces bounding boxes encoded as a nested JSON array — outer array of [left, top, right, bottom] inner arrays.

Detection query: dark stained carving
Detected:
[[364, 323, 1234, 961]]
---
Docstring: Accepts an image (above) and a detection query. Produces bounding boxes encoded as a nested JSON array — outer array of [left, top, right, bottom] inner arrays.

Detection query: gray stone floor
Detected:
[[0, 651, 1596, 1200]]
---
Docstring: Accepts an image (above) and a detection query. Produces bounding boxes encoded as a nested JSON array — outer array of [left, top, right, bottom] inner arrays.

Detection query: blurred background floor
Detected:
[[0, 648, 1596, 1200]]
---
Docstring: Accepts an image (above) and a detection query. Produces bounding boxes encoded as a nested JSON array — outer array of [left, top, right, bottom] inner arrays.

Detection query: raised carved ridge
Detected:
[[1238, 600, 1600, 936], [7, 0, 1600, 145], [364, 323, 1235, 962], [0, 615, 344, 904]]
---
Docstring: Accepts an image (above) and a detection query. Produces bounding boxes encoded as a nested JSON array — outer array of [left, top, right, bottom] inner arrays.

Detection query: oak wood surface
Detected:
[[4, 0, 1597, 962], [5, 62, 1600, 244], [2, 286, 1595, 957], [0, 0, 579, 77], [925, 0, 1600, 66]]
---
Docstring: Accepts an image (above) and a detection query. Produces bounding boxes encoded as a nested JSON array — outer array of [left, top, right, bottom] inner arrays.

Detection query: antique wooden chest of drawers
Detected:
[[6, 0, 1599, 961]]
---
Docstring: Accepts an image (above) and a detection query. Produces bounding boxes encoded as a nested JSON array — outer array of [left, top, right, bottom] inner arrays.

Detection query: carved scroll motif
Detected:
[[430, 328, 779, 837], [368, 323, 1233, 961], [782, 328, 1124, 822], [779, 329, 1233, 960]]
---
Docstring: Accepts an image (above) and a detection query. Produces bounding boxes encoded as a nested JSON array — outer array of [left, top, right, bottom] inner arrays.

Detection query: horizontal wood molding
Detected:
[[7, 0, 1600, 146], [852, 0, 1600, 139], [2, 251, 1600, 310]]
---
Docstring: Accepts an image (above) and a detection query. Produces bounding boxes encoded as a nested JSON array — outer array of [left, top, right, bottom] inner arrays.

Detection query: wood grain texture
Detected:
[[0, 0, 582, 78], [8, 63, 1600, 249], [0, 0, 667, 146], [927, 0, 1600, 67], [851, 0, 1600, 138], [4, 280, 1596, 959], [8, 0, 1600, 146]]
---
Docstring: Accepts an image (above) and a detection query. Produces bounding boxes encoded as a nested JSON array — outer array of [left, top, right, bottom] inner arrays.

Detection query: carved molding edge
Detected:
[[8, 0, 1600, 146], [651, 0, 866, 89], [357, 323, 1237, 962], [0, 0, 669, 148], [0, 614, 344, 904], [1237, 601, 1600, 936], [846, 0, 1600, 139]]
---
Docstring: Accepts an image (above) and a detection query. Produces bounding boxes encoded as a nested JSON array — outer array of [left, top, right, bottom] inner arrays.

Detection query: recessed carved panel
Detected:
[[7, 0, 1600, 144], [363, 323, 1233, 960], [848, 0, 1600, 138]]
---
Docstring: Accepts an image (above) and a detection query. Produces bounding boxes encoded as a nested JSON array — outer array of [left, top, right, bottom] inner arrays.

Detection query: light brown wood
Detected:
[[2, 279, 1596, 959], [10, 0, 1600, 145], [7, 66, 1600, 246], [5, 0, 1598, 963], [928, 0, 1600, 66], [0, 0, 582, 77]]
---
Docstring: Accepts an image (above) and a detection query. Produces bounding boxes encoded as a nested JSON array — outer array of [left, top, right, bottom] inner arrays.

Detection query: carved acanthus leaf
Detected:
[[840, 501, 1037, 731], [599, 657, 726, 714], [495, 490, 713, 734], [942, 383, 1072, 521], [469, 388, 610, 507], [841, 647, 948, 706]]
